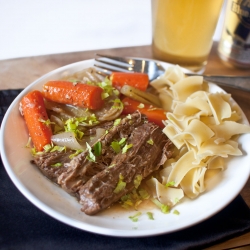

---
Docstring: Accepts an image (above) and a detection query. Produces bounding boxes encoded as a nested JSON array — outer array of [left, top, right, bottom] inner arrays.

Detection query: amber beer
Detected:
[[151, 0, 224, 72]]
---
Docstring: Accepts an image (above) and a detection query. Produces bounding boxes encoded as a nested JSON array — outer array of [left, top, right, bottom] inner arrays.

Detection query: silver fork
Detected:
[[94, 54, 250, 92], [94, 54, 166, 82]]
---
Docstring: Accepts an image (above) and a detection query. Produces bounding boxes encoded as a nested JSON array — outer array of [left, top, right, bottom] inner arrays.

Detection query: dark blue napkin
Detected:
[[1, 89, 250, 250]]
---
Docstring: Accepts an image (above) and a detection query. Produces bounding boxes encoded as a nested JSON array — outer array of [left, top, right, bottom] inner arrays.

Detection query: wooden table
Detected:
[[0, 42, 250, 249]]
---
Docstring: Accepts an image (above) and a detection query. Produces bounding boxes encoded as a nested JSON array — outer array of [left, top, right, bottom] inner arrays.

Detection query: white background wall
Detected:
[[0, 0, 227, 60]]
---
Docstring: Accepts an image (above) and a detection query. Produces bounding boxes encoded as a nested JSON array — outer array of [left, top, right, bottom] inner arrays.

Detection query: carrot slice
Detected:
[[122, 97, 167, 128], [21, 90, 52, 151], [110, 72, 149, 91], [42, 81, 104, 110]]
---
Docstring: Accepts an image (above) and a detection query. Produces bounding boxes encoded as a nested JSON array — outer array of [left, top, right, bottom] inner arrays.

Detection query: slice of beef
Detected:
[[32, 150, 74, 182], [32, 120, 114, 183], [57, 111, 146, 196], [79, 122, 173, 215]]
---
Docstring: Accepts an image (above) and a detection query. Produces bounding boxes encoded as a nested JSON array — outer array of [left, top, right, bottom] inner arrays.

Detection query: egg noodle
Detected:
[[148, 65, 250, 207]]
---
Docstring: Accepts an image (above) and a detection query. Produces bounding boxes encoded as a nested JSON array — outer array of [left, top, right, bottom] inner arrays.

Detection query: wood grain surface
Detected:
[[0, 42, 250, 249]]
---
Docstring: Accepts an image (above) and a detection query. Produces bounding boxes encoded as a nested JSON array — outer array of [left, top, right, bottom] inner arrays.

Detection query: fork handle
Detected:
[[186, 74, 250, 92]]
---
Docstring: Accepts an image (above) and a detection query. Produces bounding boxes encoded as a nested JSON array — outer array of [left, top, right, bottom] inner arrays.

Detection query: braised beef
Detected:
[[58, 111, 145, 196], [32, 150, 73, 182], [79, 122, 173, 215], [32, 111, 174, 215], [32, 119, 120, 185]]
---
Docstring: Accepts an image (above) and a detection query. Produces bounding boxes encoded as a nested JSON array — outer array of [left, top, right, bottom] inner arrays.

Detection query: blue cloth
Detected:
[[0, 89, 250, 250]]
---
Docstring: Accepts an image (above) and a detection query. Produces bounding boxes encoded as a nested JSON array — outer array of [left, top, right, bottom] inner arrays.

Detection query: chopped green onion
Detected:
[[151, 199, 170, 214], [51, 163, 63, 167], [101, 92, 110, 100], [78, 114, 99, 126], [122, 143, 133, 154], [175, 197, 180, 204], [166, 181, 175, 187], [69, 149, 83, 159], [111, 138, 126, 153], [120, 188, 150, 210], [76, 130, 84, 139], [114, 118, 121, 126], [173, 209, 180, 215], [147, 139, 154, 145], [123, 200, 134, 209], [114, 174, 126, 194], [93, 141, 102, 157], [64, 116, 99, 139], [111, 141, 121, 153], [31, 147, 43, 156], [43, 144, 52, 152], [138, 189, 150, 200], [110, 98, 124, 110], [134, 175, 142, 189], [31, 148, 36, 155], [113, 89, 120, 96], [50, 145, 66, 153], [86, 142, 96, 162], [64, 118, 83, 139], [39, 118, 54, 126], [121, 194, 130, 202], [129, 212, 142, 222], [65, 118, 77, 130], [134, 200, 142, 209], [146, 212, 154, 220], [97, 77, 118, 97], [119, 137, 126, 146]]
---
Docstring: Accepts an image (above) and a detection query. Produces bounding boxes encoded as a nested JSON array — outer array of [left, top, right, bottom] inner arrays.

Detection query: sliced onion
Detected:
[[50, 115, 64, 128], [51, 128, 106, 151], [98, 105, 123, 121], [120, 85, 161, 107], [62, 67, 104, 83], [94, 96, 123, 121], [51, 132, 86, 151], [89, 128, 106, 144]]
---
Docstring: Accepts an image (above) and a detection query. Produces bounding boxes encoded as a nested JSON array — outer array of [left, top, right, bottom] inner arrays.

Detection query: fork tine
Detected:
[[96, 54, 134, 65], [94, 63, 132, 74], [95, 58, 133, 72]]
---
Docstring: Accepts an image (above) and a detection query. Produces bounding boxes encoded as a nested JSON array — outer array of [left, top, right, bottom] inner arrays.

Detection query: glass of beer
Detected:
[[151, 0, 224, 73]]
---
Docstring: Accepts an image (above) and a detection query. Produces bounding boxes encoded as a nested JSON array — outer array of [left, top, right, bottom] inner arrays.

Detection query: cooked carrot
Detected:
[[122, 97, 167, 128], [42, 81, 104, 110], [110, 72, 149, 91], [21, 90, 52, 151]]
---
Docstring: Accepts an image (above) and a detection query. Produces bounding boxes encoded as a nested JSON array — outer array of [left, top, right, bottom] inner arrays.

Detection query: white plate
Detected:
[[1, 59, 250, 237]]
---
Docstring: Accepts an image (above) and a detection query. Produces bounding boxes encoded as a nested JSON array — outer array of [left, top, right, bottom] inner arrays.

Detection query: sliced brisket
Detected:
[[32, 120, 114, 184], [32, 110, 174, 216], [57, 111, 146, 196], [79, 122, 173, 215], [32, 150, 74, 182]]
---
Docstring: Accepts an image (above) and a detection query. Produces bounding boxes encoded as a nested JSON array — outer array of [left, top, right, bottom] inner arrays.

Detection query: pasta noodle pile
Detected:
[[149, 65, 250, 206]]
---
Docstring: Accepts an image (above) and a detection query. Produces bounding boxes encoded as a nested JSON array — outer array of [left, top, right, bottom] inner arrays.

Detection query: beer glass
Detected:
[[151, 0, 224, 73]]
